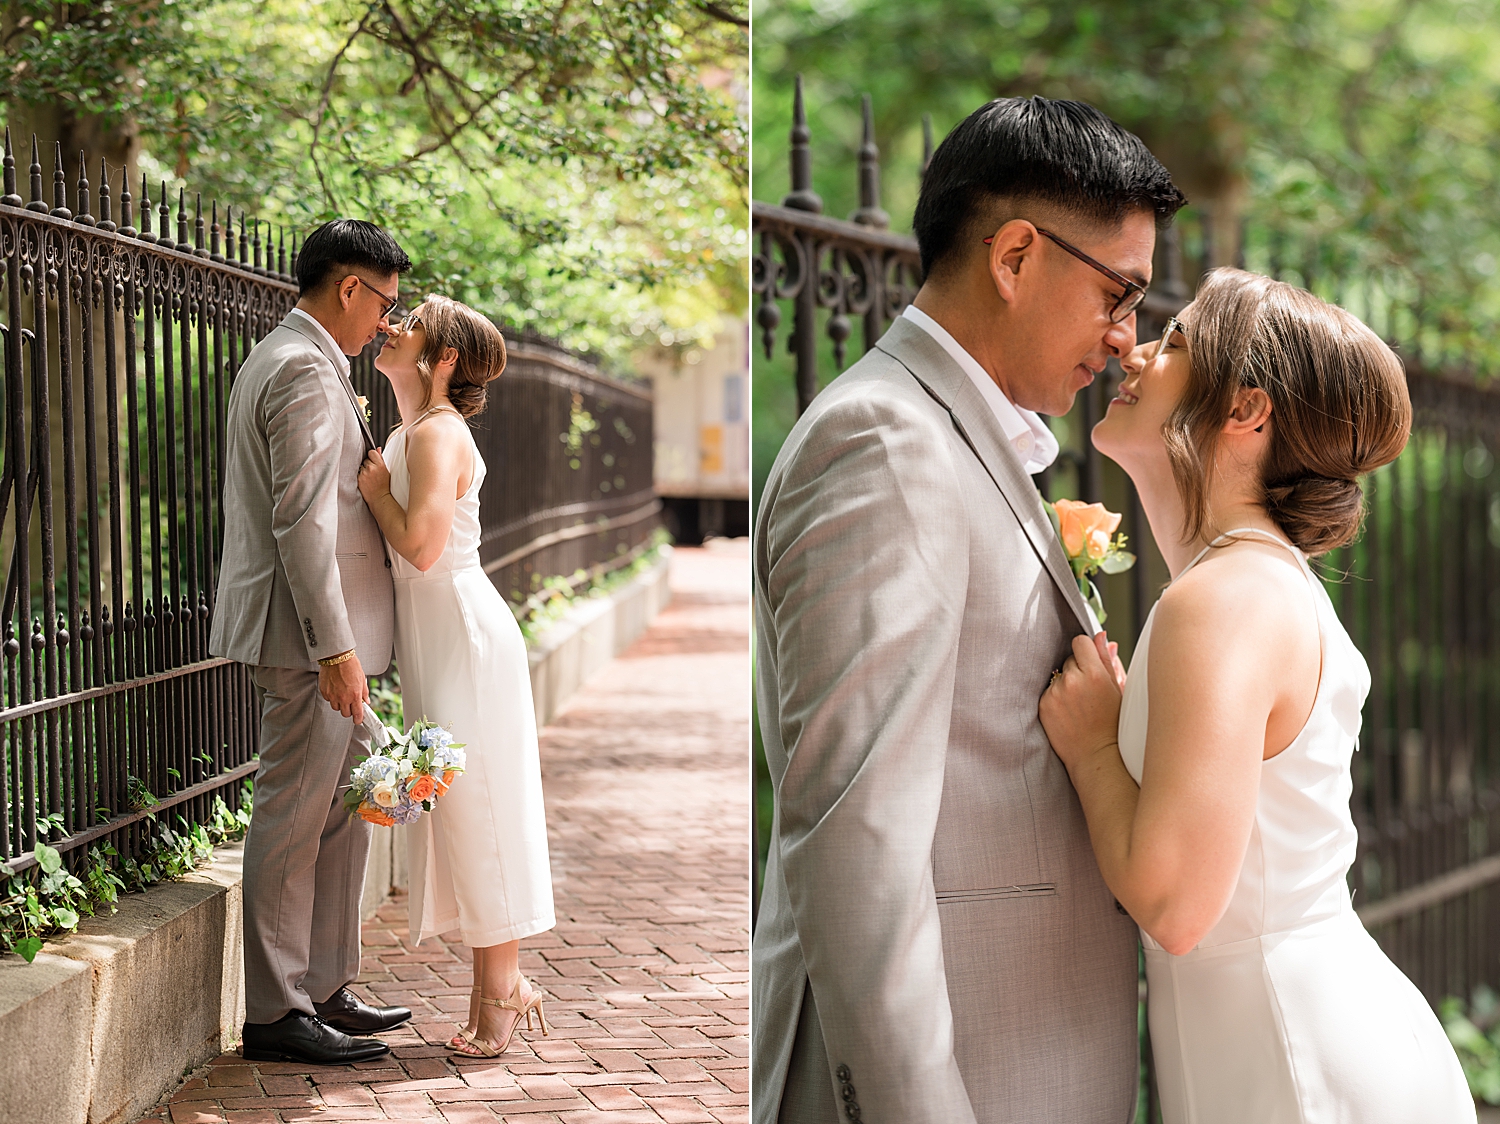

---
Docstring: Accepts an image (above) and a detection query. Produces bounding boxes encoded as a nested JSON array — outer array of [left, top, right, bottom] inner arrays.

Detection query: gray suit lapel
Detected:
[[875, 317, 1094, 634], [281, 313, 378, 450]]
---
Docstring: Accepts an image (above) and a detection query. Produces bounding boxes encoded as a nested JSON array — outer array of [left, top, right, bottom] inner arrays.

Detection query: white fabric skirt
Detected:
[[1145, 911, 1473, 1124], [394, 564, 555, 947]]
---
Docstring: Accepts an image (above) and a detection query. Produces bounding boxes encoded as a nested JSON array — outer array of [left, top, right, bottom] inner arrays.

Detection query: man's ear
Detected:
[[987, 220, 1040, 305], [337, 275, 358, 310], [1225, 387, 1272, 435]]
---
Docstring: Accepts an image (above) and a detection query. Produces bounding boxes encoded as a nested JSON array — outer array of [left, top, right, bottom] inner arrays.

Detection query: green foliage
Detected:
[[515, 528, 671, 645], [0, 780, 253, 963], [752, 0, 1500, 487], [5, 0, 747, 371], [1442, 986, 1500, 1103], [369, 667, 406, 732]]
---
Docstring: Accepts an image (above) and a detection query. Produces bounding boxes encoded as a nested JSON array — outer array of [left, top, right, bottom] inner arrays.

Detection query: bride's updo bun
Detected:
[[1166, 268, 1411, 556], [411, 294, 507, 419]]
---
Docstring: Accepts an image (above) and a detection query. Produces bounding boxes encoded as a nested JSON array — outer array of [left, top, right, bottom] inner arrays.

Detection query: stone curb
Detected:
[[0, 841, 247, 1124], [0, 552, 672, 1124]]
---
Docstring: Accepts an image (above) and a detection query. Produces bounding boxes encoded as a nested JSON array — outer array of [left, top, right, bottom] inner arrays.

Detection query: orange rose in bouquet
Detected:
[[1044, 499, 1135, 624]]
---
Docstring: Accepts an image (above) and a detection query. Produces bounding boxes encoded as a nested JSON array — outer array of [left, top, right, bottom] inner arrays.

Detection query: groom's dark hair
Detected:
[[296, 218, 412, 296], [914, 97, 1186, 279]]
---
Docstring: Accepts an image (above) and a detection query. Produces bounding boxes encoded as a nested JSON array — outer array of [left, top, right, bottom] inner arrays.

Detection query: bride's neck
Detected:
[[1128, 456, 1281, 579], [395, 386, 453, 429]]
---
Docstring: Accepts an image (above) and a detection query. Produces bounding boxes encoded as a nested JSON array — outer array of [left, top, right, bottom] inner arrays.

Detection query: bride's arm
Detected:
[[1040, 570, 1279, 955], [357, 421, 469, 571]]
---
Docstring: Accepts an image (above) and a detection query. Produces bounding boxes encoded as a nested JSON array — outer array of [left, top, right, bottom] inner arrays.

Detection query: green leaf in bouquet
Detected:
[[1099, 551, 1137, 575], [1083, 577, 1108, 625]]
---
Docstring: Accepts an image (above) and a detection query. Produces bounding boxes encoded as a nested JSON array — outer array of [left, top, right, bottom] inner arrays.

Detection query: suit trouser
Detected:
[[242, 664, 374, 1024]]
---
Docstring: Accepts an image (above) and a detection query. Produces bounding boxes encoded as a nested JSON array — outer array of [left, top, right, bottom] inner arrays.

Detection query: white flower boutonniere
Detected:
[[356, 395, 371, 423], [1043, 498, 1136, 624]]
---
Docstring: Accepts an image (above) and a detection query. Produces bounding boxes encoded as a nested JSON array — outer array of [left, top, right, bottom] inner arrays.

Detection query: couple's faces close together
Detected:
[[994, 208, 1192, 468]]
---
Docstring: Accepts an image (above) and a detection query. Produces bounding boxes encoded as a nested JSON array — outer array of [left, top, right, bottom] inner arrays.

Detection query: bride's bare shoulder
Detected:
[[1153, 540, 1317, 653]]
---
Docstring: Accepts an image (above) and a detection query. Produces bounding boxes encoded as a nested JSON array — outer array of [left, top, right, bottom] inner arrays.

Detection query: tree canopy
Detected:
[[753, 0, 1500, 376], [5, 0, 748, 369]]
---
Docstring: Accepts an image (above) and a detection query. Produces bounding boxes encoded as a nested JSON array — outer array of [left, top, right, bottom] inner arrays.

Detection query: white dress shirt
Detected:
[[286, 307, 352, 378], [901, 305, 1060, 475]]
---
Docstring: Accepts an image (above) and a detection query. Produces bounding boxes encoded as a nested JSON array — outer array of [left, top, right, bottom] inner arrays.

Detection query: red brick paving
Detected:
[[136, 542, 750, 1124]]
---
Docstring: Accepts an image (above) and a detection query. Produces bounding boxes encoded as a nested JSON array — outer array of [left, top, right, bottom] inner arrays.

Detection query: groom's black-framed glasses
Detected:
[[350, 275, 401, 318], [983, 227, 1148, 323]]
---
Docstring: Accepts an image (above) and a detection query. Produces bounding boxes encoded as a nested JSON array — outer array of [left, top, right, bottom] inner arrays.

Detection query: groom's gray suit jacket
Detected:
[[209, 313, 393, 673], [752, 317, 1139, 1124]]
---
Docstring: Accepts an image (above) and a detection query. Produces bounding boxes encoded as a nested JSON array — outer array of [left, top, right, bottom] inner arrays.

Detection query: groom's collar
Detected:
[[900, 305, 1059, 474], [285, 308, 352, 378]]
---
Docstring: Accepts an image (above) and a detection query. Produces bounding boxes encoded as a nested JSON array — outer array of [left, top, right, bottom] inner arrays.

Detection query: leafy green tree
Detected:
[[5, 0, 747, 367], [753, 0, 1500, 373]]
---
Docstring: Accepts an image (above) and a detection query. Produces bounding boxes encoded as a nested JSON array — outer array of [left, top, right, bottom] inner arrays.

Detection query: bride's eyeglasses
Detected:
[[393, 311, 423, 335], [1152, 316, 1188, 362]]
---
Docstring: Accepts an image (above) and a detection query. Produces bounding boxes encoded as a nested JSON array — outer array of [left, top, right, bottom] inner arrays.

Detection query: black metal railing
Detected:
[[0, 125, 658, 882], [753, 82, 1500, 1010]]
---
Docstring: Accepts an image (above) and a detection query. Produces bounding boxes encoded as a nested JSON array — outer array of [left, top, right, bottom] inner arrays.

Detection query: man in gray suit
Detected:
[[753, 98, 1186, 1122], [210, 219, 414, 1064]]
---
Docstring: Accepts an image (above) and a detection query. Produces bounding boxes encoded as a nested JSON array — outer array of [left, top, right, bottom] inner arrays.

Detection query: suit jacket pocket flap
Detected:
[[935, 883, 1057, 905]]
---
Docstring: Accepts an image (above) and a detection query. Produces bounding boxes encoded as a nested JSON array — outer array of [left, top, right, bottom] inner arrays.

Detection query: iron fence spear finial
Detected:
[[26, 134, 46, 211], [851, 93, 889, 230], [211, 201, 224, 263], [278, 226, 286, 277], [51, 142, 72, 220], [97, 159, 115, 232], [238, 211, 248, 267], [176, 187, 189, 248], [783, 74, 822, 213], [1, 129, 20, 207], [158, 182, 171, 251], [75, 150, 94, 226], [138, 175, 154, 242], [921, 114, 934, 181], [195, 192, 207, 256], [117, 165, 134, 236], [252, 217, 262, 273], [290, 231, 299, 278]]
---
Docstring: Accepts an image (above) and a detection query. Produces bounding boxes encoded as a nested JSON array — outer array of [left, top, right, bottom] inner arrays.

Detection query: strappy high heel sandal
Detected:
[[449, 986, 481, 1050], [449, 977, 550, 1058]]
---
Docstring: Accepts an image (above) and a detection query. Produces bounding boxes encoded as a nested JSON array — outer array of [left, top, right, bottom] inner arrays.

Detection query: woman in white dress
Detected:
[[357, 295, 556, 1058], [1040, 268, 1474, 1122]]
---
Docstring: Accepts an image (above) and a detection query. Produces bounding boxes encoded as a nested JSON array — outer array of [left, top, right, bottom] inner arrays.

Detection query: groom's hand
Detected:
[[319, 653, 370, 721]]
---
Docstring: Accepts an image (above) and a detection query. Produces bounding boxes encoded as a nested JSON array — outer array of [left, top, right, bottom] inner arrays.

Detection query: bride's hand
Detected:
[[358, 448, 390, 504], [1040, 631, 1125, 773]]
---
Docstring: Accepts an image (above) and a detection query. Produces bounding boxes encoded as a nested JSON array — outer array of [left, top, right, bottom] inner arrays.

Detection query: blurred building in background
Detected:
[[645, 315, 751, 543]]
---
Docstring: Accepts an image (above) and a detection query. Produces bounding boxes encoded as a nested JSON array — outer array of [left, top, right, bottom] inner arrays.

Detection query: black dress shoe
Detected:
[[241, 1011, 390, 1064], [313, 986, 413, 1034]]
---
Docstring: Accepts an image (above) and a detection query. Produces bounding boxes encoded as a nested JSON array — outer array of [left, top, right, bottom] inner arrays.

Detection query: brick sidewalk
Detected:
[[141, 542, 750, 1124]]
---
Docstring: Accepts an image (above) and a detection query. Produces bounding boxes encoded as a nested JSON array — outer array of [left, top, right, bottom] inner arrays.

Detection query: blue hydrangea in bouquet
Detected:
[[344, 715, 467, 827]]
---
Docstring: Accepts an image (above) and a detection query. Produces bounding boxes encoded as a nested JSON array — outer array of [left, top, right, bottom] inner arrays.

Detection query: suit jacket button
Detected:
[[384, 558, 392, 568], [835, 1065, 850, 1082]]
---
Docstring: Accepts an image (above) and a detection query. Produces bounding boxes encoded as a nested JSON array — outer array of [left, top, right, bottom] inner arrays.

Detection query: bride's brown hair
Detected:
[[410, 295, 507, 418], [1166, 268, 1411, 556]]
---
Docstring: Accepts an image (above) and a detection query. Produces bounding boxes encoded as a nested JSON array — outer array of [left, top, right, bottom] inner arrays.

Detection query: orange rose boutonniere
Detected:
[[1044, 498, 1136, 624]]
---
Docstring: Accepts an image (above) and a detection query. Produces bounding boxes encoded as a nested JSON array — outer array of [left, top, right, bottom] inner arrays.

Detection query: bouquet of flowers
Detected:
[[1044, 498, 1136, 625], [344, 717, 467, 827]]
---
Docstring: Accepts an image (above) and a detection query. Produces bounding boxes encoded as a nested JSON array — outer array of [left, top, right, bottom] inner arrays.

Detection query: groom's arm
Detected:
[[764, 392, 977, 1124], [262, 351, 359, 666]]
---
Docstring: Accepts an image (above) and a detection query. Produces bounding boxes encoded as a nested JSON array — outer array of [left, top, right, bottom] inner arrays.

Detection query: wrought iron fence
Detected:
[[0, 126, 657, 883], [752, 82, 1500, 1013]]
